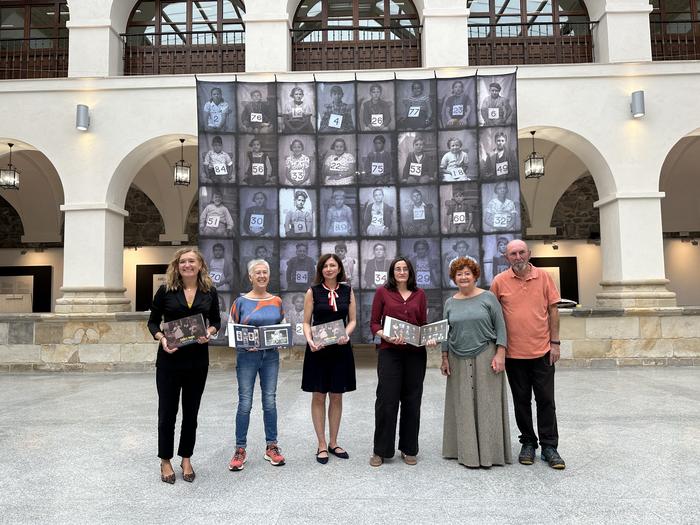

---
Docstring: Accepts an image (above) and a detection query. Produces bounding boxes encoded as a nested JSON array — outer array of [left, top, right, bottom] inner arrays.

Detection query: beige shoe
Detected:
[[401, 452, 417, 465], [369, 454, 383, 467]]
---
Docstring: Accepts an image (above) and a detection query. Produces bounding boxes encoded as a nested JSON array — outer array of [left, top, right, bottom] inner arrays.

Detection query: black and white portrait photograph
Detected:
[[357, 81, 395, 132], [438, 130, 478, 182], [209, 291, 233, 346], [239, 188, 277, 238], [479, 127, 519, 180], [321, 240, 360, 288], [482, 180, 521, 233], [425, 290, 443, 324], [396, 78, 435, 130], [361, 240, 397, 290], [279, 188, 316, 238], [359, 186, 398, 237], [357, 133, 395, 185], [280, 240, 319, 291], [200, 238, 236, 291], [397, 131, 437, 184], [438, 76, 476, 129], [237, 82, 276, 134], [399, 185, 439, 237], [277, 82, 315, 134], [440, 182, 480, 235], [199, 186, 237, 238], [278, 135, 316, 186], [317, 82, 356, 133], [478, 74, 517, 127], [441, 237, 481, 288], [401, 238, 441, 289], [282, 292, 307, 345], [320, 188, 358, 238], [199, 132, 236, 185], [359, 292, 378, 343], [482, 233, 517, 284], [238, 134, 277, 186], [318, 134, 357, 186], [240, 240, 280, 292], [197, 81, 236, 133], [263, 326, 290, 347]]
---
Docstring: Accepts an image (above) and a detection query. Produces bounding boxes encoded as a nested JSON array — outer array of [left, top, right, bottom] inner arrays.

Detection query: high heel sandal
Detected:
[[160, 463, 176, 484], [180, 461, 196, 482]]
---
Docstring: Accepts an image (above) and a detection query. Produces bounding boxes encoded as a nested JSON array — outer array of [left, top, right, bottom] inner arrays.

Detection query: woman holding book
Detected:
[[227, 259, 286, 471], [302, 254, 357, 464], [441, 257, 511, 468], [369, 257, 437, 467], [147, 248, 221, 484]]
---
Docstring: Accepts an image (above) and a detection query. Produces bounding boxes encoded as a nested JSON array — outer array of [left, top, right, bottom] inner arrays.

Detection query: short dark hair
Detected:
[[314, 253, 347, 285], [385, 257, 417, 292]]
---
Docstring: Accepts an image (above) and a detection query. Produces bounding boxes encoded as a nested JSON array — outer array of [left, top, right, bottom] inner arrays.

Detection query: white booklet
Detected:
[[382, 316, 449, 347]]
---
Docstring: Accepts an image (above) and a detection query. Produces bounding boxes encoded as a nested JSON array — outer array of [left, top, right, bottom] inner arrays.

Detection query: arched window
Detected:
[[467, 0, 594, 65], [650, 0, 700, 60], [0, 1, 69, 79], [123, 0, 245, 75], [292, 0, 421, 71]]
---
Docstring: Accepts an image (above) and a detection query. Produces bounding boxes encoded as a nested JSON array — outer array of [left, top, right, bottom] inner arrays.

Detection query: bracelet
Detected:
[[550, 340, 561, 345]]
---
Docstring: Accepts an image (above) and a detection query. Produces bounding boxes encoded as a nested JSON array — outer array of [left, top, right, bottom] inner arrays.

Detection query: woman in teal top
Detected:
[[441, 256, 512, 468]]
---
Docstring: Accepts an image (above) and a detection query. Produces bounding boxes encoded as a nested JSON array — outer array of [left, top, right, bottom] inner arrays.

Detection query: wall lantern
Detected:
[[0, 143, 20, 190], [524, 130, 545, 179], [630, 91, 645, 118], [76, 104, 90, 131], [173, 138, 191, 186]]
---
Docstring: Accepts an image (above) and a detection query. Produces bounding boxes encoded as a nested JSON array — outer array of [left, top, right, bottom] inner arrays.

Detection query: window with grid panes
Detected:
[[650, 0, 699, 34], [0, 1, 68, 49]]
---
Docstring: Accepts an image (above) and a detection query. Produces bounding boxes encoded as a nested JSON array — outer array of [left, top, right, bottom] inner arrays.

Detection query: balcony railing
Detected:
[[291, 26, 422, 71], [121, 30, 245, 75], [468, 22, 596, 66], [651, 21, 700, 61], [0, 37, 68, 79]]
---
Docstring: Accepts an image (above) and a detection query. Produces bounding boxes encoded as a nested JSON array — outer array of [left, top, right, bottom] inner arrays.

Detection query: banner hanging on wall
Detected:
[[196, 73, 522, 346]]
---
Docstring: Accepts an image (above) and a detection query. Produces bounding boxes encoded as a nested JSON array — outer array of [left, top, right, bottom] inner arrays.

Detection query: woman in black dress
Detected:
[[302, 253, 357, 464], [147, 248, 221, 484]]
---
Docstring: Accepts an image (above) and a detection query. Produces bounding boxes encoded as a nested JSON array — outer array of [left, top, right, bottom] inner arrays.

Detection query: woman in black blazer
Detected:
[[147, 248, 221, 484]]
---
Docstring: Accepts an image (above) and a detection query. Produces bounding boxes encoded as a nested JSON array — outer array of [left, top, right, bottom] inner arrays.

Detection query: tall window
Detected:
[[123, 0, 245, 74], [0, 1, 68, 49], [292, 0, 422, 70], [650, 0, 700, 60], [468, 0, 593, 65]]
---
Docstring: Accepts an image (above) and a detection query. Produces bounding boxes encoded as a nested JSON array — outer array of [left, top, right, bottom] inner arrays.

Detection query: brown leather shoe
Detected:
[[401, 452, 417, 465], [369, 454, 383, 467]]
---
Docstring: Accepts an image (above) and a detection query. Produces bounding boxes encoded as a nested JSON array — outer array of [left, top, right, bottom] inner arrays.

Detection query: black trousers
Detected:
[[373, 347, 427, 457], [505, 352, 558, 449], [156, 365, 209, 459]]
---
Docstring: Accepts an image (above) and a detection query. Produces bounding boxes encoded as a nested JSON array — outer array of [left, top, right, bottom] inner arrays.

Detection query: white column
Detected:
[[422, 5, 470, 68], [595, 192, 676, 307], [65, 0, 124, 77], [590, 0, 653, 63], [55, 203, 131, 312], [243, 4, 291, 73]]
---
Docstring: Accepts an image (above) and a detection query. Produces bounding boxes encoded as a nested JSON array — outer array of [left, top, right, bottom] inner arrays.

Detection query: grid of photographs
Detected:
[[197, 74, 521, 345]]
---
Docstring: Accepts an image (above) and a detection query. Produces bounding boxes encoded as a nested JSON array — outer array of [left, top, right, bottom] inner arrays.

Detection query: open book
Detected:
[[162, 313, 207, 349], [228, 323, 293, 349], [311, 319, 347, 347], [382, 316, 449, 347]]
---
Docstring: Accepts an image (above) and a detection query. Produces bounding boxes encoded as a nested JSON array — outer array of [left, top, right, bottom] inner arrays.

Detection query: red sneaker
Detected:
[[264, 444, 286, 466], [228, 447, 246, 471]]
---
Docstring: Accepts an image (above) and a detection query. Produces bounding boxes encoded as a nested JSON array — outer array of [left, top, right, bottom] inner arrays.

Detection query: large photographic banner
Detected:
[[197, 74, 521, 345]]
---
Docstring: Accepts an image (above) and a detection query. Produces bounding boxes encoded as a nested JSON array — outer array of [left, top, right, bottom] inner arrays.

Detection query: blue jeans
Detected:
[[235, 348, 279, 448]]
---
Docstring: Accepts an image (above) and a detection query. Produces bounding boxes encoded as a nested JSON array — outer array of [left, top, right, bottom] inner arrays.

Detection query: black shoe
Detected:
[[541, 446, 566, 469], [316, 448, 329, 464], [328, 445, 349, 459], [518, 444, 536, 465]]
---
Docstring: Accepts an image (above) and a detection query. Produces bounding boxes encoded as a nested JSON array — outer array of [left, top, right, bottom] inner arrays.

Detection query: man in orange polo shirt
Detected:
[[490, 239, 565, 469]]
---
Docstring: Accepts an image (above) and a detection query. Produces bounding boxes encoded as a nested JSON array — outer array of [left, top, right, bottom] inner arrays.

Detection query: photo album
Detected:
[[382, 316, 449, 346], [228, 323, 293, 349]]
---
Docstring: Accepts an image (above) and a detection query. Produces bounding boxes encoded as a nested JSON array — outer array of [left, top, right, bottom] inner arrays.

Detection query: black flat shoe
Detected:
[[328, 445, 349, 459], [160, 464, 176, 484], [316, 448, 329, 464], [180, 462, 196, 482]]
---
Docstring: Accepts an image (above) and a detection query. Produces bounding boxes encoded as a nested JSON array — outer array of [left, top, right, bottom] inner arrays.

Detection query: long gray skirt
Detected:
[[442, 344, 513, 467]]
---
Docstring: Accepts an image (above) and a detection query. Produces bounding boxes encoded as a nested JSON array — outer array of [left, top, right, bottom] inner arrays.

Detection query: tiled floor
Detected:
[[1, 365, 698, 524]]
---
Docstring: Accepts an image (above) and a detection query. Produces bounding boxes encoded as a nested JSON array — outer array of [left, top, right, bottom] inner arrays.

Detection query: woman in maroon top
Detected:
[[369, 257, 436, 467]]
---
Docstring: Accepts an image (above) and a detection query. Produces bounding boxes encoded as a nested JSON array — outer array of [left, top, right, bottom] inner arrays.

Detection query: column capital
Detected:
[[594, 191, 665, 208], [60, 202, 129, 217]]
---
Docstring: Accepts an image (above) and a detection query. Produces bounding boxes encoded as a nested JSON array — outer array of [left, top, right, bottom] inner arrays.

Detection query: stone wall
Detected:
[[550, 174, 600, 239], [0, 196, 24, 248], [124, 186, 166, 246], [1, 309, 699, 371], [185, 198, 199, 243]]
